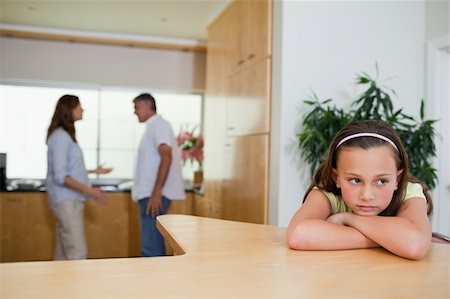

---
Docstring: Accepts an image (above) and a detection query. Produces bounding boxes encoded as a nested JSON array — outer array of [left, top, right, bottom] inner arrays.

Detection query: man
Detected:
[[132, 93, 185, 257]]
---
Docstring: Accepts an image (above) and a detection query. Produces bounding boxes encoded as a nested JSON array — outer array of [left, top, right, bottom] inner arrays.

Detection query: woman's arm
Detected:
[[87, 166, 113, 174], [64, 176, 108, 205], [329, 198, 431, 260], [287, 189, 378, 250]]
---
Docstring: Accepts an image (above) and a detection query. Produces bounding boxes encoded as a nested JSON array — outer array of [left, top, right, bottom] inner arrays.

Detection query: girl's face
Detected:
[[72, 103, 84, 122], [332, 145, 403, 216]]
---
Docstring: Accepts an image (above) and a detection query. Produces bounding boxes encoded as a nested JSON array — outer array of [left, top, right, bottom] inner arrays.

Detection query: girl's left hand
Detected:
[[327, 213, 349, 225]]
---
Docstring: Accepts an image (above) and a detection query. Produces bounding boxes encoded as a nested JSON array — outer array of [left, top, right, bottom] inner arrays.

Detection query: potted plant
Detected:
[[298, 68, 438, 189]]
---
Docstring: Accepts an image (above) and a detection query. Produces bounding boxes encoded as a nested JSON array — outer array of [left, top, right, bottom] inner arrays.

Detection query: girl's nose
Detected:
[[360, 185, 375, 201]]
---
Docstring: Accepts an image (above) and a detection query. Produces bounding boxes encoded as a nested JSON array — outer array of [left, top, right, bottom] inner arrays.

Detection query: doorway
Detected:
[[427, 35, 450, 236]]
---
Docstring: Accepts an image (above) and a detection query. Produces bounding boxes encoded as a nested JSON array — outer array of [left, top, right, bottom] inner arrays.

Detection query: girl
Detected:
[[287, 120, 433, 260], [46, 94, 111, 260]]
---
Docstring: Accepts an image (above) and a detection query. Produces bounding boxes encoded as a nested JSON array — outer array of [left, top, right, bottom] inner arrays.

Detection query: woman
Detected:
[[46, 94, 111, 260]]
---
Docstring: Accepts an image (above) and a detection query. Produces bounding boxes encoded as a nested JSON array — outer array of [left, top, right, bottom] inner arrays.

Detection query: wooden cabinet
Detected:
[[222, 135, 268, 223], [0, 192, 55, 262], [84, 193, 130, 258], [192, 193, 222, 219], [204, 0, 272, 224], [1, 192, 132, 262], [1, 192, 202, 261], [227, 58, 271, 136], [227, 0, 272, 75]]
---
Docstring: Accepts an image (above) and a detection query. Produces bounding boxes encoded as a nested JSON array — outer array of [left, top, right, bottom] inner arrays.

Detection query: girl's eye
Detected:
[[377, 179, 389, 185], [349, 178, 361, 184]]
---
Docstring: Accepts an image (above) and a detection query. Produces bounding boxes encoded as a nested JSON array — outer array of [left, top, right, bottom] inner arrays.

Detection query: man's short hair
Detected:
[[133, 93, 157, 112]]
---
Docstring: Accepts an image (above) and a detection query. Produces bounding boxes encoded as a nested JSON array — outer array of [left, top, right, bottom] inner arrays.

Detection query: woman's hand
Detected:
[[89, 166, 113, 175], [89, 187, 108, 205]]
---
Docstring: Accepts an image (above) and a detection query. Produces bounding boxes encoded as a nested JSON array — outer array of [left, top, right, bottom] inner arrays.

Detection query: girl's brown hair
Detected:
[[46, 95, 80, 143], [303, 120, 433, 216]]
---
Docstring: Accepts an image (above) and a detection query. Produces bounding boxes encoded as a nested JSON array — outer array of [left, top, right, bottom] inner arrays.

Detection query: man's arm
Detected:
[[146, 144, 172, 216]]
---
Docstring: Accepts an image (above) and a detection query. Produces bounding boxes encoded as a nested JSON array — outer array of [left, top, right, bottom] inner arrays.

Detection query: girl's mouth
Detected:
[[357, 205, 377, 213]]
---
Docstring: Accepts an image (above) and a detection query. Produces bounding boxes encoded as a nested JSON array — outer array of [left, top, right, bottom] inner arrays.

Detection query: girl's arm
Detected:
[[287, 189, 378, 250], [328, 198, 431, 260]]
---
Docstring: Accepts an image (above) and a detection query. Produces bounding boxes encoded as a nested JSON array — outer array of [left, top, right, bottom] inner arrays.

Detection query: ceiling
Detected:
[[0, 0, 229, 42]]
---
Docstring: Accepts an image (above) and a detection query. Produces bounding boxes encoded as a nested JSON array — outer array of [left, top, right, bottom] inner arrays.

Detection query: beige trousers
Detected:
[[52, 200, 87, 260]]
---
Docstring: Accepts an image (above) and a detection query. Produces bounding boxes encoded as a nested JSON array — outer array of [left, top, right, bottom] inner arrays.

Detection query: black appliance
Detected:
[[0, 153, 6, 191]]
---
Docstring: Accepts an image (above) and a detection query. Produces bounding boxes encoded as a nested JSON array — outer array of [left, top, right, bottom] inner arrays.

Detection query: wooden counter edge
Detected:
[[157, 215, 186, 255]]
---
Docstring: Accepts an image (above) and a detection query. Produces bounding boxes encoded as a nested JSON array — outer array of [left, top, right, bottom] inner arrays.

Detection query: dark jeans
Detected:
[[138, 196, 171, 257]]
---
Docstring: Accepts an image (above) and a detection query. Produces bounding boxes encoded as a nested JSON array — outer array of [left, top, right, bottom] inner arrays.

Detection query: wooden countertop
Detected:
[[1, 215, 449, 298]]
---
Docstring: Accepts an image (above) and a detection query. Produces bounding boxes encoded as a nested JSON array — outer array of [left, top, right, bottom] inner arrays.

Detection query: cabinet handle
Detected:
[[225, 144, 232, 147], [247, 53, 255, 60], [227, 127, 235, 130], [237, 59, 245, 66]]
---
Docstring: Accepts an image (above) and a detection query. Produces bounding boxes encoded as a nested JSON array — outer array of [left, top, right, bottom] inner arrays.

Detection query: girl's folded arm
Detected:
[[287, 189, 378, 250], [339, 198, 431, 260]]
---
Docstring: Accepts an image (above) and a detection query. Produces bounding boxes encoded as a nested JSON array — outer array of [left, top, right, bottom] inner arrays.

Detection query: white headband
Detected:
[[336, 133, 399, 152]]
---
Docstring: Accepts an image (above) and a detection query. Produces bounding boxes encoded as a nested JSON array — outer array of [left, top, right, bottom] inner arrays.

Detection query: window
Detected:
[[0, 83, 202, 181]]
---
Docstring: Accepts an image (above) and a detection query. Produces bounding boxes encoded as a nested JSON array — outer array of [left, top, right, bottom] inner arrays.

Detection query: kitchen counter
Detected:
[[1, 215, 449, 298], [3, 178, 200, 193]]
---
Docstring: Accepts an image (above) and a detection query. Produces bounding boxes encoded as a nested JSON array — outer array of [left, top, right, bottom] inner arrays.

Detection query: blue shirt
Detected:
[[46, 128, 90, 208]]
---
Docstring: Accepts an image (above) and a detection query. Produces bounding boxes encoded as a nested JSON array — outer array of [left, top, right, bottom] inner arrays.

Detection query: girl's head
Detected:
[[46, 95, 81, 143], [306, 120, 432, 216]]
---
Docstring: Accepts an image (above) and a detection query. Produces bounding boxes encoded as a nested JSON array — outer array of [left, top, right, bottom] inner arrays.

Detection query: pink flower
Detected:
[[177, 127, 204, 167]]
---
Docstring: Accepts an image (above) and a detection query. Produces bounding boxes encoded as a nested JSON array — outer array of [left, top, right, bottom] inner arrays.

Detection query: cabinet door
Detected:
[[0, 192, 55, 262], [0, 193, 27, 262], [222, 134, 269, 224], [228, 0, 272, 74], [242, 0, 272, 64], [168, 192, 194, 215], [227, 58, 271, 136], [25, 193, 55, 261], [84, 193, 130, 258]]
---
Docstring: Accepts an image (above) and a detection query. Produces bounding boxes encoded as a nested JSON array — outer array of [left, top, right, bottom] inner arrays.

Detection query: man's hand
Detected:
[[146, 194, 163, 216]]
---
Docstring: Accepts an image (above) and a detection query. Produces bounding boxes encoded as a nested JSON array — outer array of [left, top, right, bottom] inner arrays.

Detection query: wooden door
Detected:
[[222, 134, 269, 224]]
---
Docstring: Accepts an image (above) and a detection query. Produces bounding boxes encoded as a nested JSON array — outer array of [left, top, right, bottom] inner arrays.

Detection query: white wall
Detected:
[[270, 1, 428, 226], [0, 37, 205, 93]]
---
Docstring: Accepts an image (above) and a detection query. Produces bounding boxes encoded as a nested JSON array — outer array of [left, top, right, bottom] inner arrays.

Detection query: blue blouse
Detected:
[[46, 128, 90, 208]]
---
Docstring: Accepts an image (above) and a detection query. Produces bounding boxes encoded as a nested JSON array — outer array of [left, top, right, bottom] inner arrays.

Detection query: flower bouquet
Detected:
[[177, 127, 204, 169]]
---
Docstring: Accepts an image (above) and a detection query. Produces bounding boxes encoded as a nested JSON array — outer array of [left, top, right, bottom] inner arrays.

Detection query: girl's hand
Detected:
[[327, 213, 350, 225]]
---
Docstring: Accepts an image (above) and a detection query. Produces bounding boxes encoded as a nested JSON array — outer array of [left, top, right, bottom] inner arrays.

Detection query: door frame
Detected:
[[427, 35, 450, 235]]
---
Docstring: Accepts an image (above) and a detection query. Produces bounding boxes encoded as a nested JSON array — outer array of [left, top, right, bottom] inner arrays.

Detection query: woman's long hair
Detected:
[[46, 95, 80, 143], [303, 120, 433, 217]]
